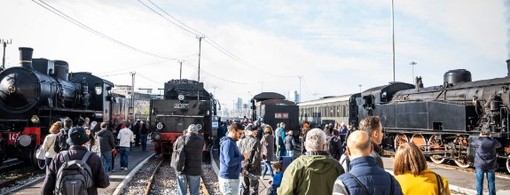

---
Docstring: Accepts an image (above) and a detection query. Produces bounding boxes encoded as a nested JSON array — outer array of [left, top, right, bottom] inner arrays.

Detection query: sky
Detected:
[[1, 0, 509, 110]]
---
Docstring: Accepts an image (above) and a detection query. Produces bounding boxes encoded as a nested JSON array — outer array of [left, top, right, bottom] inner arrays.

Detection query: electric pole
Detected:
[[359, 84, 362, 93], [1, 39, 12, 71], [179, 60, 183, 83], [130, 72, 136, 120], [391, 0, 396, 83], [197, 36, 204, 82]]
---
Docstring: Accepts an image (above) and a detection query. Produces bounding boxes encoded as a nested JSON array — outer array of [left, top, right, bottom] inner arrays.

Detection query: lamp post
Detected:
[[391, 0, 395, 83], [359, 84, 362, 93], [410, 61, 417, 84], [1, 39, 12, 71]]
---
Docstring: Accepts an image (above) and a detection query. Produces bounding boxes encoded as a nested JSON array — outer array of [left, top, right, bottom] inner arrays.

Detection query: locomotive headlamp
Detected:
[[195, 124, 203, 131], [31, 115, 40, 124], [95, 85, 102, 95], [18, 135, 32, 147], [156, 122, 164, 130], [178, 94, 185, 101]]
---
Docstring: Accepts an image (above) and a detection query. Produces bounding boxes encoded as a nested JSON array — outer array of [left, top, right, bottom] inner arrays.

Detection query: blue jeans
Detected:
[[101, 151, 113, 172], [286, 150, 294, 158], [476, 168, 496, 195], [177, 174, 200, 195], [140, 134, 148, 151], [118, 147, 130, 168], [262, 160, 274, 177], [219, 177, 240, 195], [45, 157, 52, 167]]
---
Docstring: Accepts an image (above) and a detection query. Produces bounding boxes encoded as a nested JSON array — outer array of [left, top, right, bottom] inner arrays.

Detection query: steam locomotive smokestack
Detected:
[[19, 47, 33, 69], [507, 59, 510, 77]]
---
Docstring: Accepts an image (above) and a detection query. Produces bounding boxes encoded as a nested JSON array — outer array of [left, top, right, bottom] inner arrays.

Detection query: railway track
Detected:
[[124, 155, 218, 194], [0, 160, 44, 194]]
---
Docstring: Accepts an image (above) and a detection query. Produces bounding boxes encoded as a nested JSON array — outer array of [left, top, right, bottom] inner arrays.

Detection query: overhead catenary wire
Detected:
[[136, 0, 297, 79], [32, 0, 178, 61]]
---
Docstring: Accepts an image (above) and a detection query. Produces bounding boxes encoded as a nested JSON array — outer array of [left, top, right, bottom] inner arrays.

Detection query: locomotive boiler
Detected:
[[149, 79, 217, 160], [0, 47, 122, 168], [360, 62, 510, 173]]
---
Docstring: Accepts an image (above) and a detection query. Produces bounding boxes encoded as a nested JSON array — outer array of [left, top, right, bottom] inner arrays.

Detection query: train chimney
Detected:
[[19, 47, 33, 69], [506, 59, 510, 76], [54, 60, 69, 81]]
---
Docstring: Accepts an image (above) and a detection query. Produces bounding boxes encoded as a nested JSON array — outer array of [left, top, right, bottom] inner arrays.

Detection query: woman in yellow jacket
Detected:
[[394, 142, 450, 195]]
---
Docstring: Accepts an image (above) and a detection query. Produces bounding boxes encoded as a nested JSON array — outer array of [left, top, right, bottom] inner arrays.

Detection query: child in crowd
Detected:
[[269, 161, 283, 195]]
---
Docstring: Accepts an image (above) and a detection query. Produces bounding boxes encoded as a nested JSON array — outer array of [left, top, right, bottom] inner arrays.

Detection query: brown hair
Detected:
[[359, 116, 381, 136], [263, 125, 273, 135], [393, 142, 427, 176], [228, 122, 244, 132], [49, 121, 63, 134], [272, 161, 282, 171]]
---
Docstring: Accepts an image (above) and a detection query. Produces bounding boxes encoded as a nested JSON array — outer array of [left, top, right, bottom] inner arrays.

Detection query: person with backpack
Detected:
[[54, 118, 73, 153], [333, 131, 402, 195], [173, 124, 204, 195], [41, 127, 109, 195]]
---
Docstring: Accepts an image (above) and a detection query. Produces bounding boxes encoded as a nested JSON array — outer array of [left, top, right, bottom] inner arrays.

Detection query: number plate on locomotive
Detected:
[[174, 103, 189, 109]]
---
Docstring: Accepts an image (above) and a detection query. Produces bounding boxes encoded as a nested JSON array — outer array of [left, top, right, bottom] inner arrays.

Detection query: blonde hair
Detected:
[[49, 121, 63, 134], [393, 142, 427, 176]]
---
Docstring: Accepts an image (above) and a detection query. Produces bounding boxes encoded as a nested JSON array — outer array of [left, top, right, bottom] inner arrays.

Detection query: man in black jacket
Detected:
[[54, 118, 73, 153], [175, 124, 204, 195], [42, 127, 109, 195], [96, 122, 116, 172]]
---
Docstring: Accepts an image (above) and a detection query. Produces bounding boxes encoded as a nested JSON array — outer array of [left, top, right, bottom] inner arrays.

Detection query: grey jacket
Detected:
[[238, 135, 262, 175], [261, 134, 274, 161]]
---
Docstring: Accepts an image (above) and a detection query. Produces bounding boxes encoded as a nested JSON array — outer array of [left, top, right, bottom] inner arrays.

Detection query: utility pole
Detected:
[[1, 39, 12, 71], [359, 84, 362, 93], [391, 0, 396, 83], [179, 60, 183, 83], [410, 61, 417, 84], [197, 36, 204, 82], [130, 72, 136, 120]]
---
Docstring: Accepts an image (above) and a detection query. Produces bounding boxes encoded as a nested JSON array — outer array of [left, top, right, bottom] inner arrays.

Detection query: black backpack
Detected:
[[329, 136, 342, 160], [55, 151, 94, 195], [54, 130, 70, 153]]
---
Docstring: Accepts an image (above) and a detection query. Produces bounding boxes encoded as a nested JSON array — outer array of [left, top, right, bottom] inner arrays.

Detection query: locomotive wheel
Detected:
[[506, 156, 510, 174], [30, 149, 45, 170], [393, 134, 408, 150], [410, 134, 426, 150], [428, 134, 445, 164], [454, 158, 471, 168]]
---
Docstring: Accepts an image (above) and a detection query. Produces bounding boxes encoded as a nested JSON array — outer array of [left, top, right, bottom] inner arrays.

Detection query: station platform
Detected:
[[10, 144, 154, 195]]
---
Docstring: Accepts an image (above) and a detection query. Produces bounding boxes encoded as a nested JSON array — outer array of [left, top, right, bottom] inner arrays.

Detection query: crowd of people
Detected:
[[39, 116, 148, 194], [36, 114, 501, 195], [217, 116, 502, 195]]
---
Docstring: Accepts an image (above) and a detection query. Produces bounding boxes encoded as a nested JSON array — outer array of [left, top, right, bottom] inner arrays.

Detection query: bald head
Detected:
[[346, 130, 372, 159]]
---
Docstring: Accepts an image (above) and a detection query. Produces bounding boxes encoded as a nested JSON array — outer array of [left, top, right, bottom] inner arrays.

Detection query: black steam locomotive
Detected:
[[299, 62, 510, 173], [149, 79, 217, 159], [251, 92, 300, 131], [0, 47, 126, 168]]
